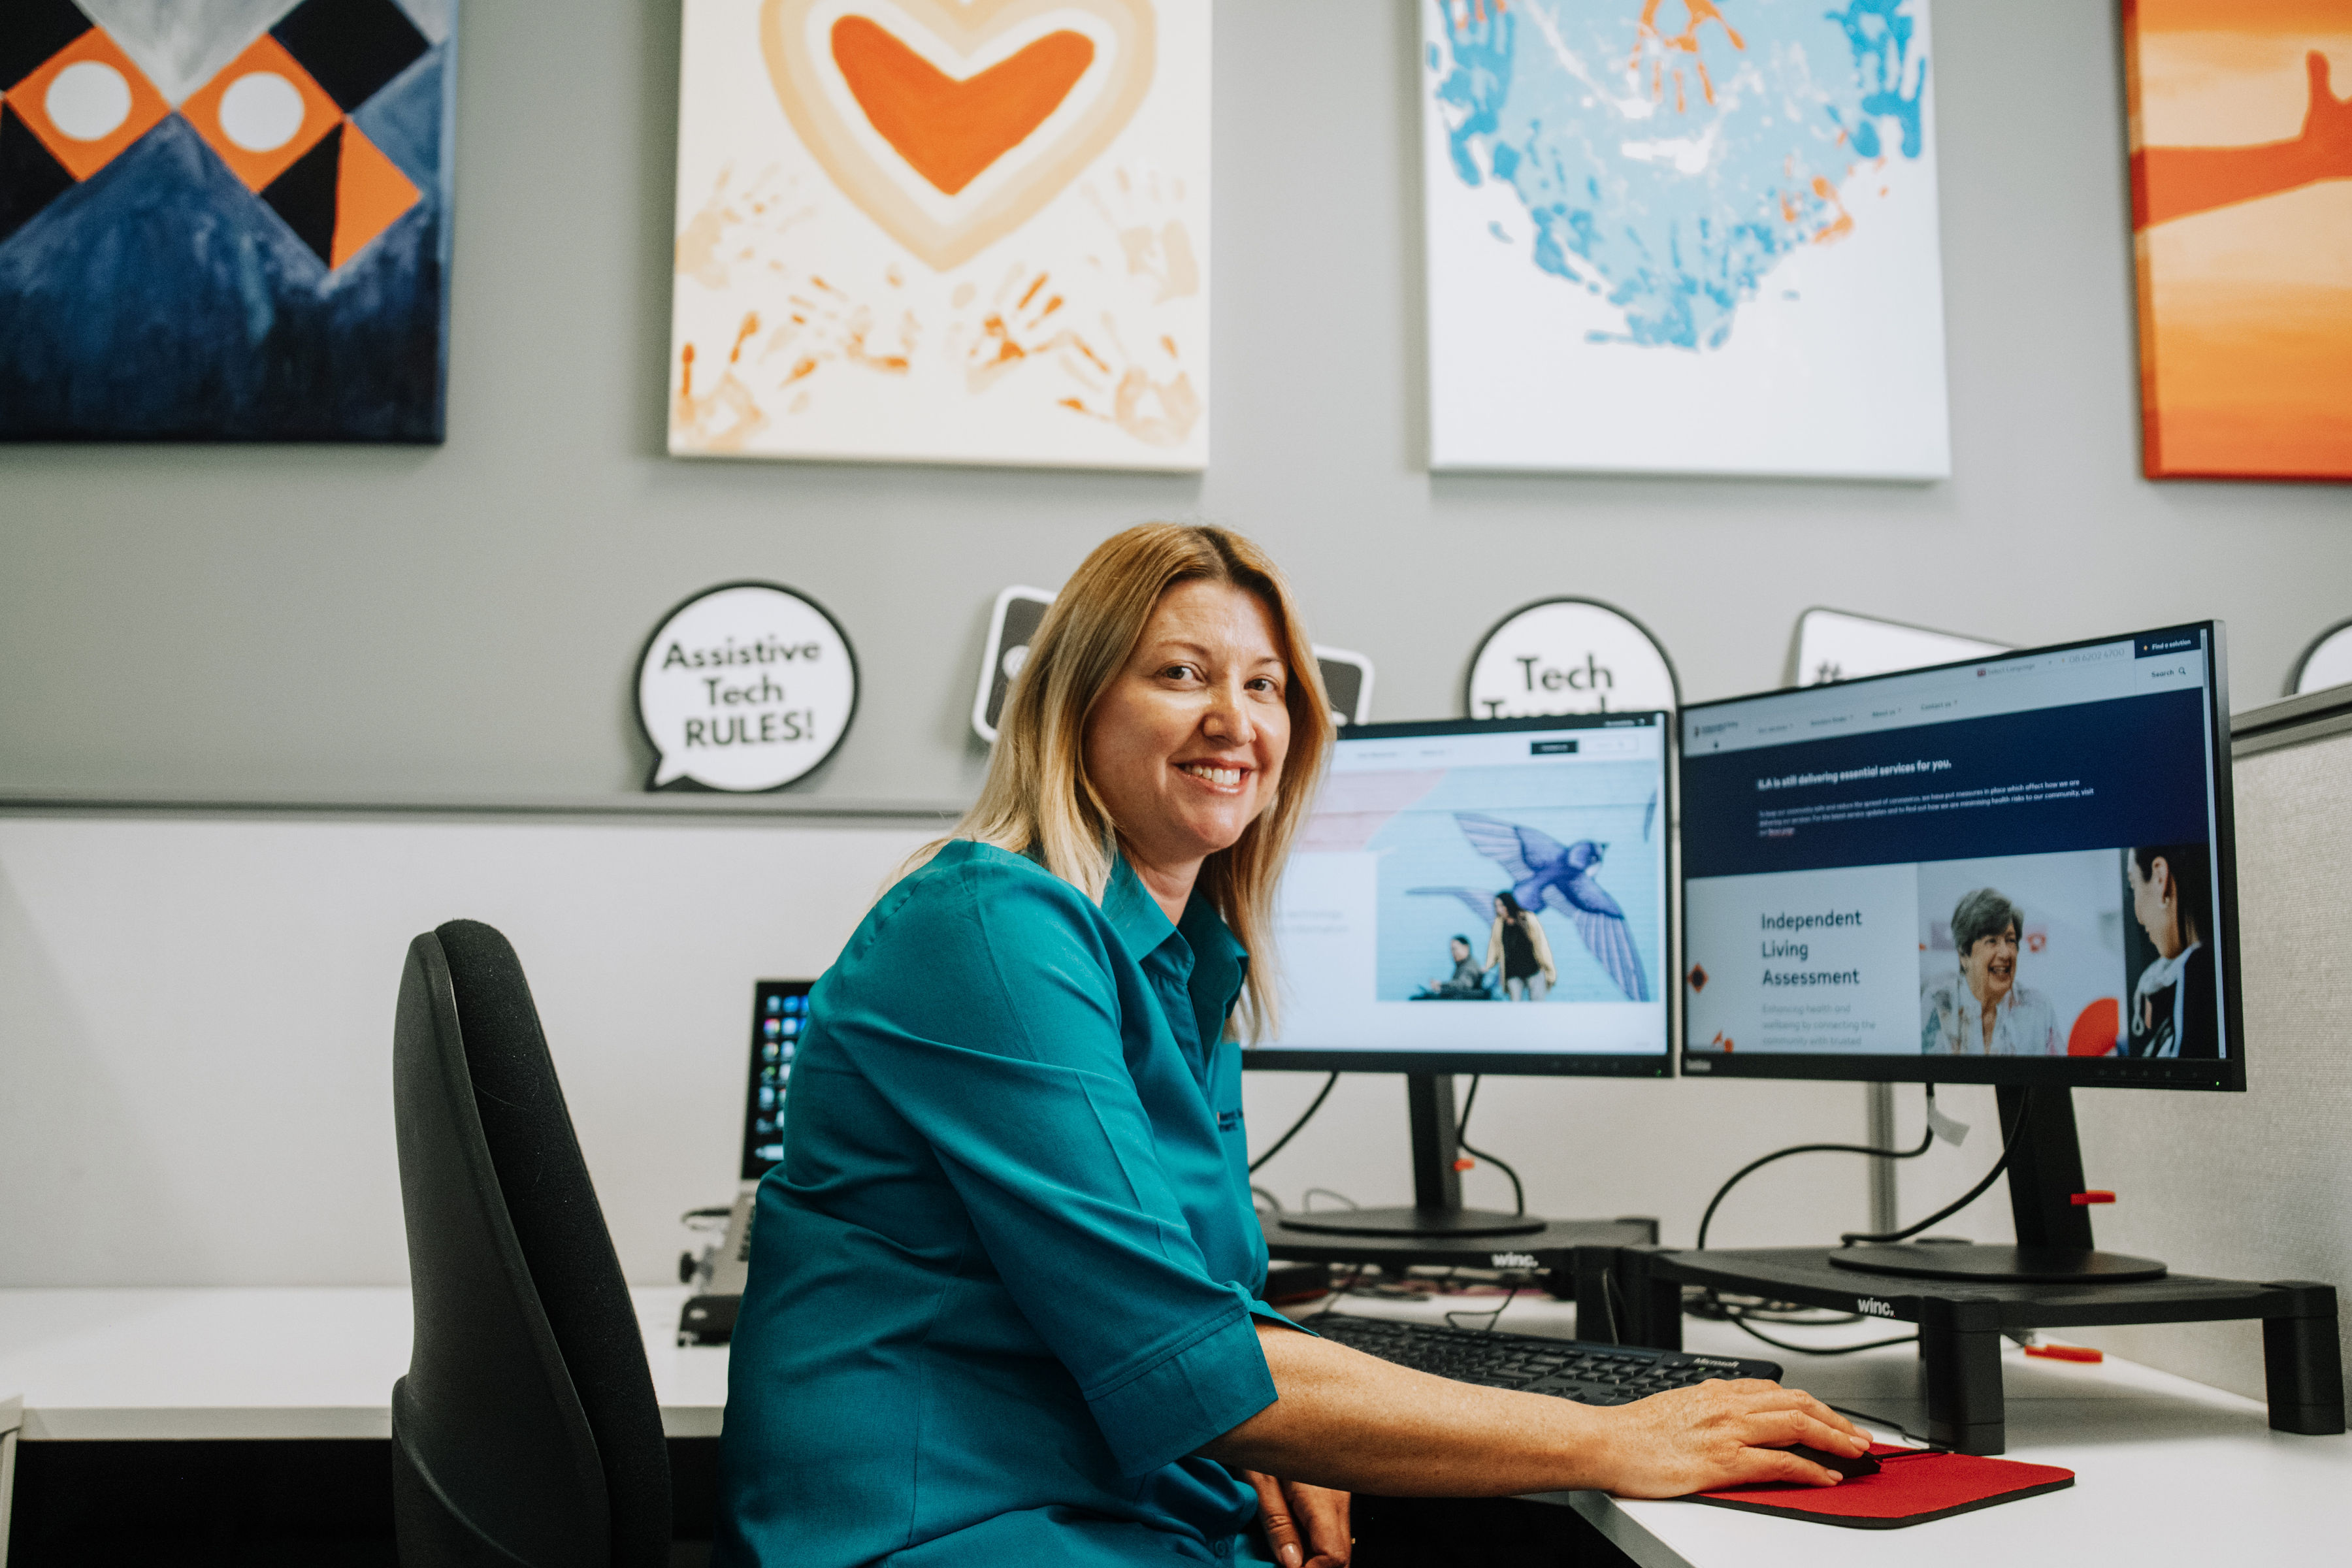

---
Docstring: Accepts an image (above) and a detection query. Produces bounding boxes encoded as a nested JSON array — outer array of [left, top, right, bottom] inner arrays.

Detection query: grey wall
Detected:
[[3, 0, 2344, 806]]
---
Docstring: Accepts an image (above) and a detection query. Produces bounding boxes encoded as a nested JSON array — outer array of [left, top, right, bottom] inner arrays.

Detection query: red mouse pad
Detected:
[[1686, 1446, 2075, 1529]]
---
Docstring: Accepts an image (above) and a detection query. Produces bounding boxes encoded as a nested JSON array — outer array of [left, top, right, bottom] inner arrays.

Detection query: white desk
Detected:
[[0, 1286, 726, 1442], [1, 1285, 2345, 1566]]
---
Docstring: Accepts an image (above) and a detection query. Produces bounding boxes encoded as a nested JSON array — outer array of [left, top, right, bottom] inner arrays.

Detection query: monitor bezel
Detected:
[[743, 978, 815, 1181], [1675, 621, 2246, 1092], [1246, 712, 1676, 1079]]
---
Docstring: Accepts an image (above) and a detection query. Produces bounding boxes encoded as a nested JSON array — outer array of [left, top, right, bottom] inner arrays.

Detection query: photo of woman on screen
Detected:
[[1921, 887, 2060, 1055], [1489, 891, 1556, 1001]]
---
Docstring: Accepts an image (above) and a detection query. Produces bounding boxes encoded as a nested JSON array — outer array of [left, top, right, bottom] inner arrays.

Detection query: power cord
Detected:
[[1710, 1305, 1918, 1358], [1454, 1075, 1526, 1216], [1445, 1281, 1526, 1333], [1250, 1071, 1339, 1174], [1838, 1088, 2031, 1247], [1693, 1085, 1940, 1250]]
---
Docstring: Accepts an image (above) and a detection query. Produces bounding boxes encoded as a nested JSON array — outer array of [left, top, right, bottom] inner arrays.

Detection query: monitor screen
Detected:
[[1250, 714, 1672, 1076], [1679, 625, 2240, 1088], [742, 979, 812, 1181]]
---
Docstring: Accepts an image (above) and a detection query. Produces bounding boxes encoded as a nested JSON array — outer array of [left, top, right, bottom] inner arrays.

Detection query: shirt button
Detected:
[[1213, 1539, 1233, 1559]]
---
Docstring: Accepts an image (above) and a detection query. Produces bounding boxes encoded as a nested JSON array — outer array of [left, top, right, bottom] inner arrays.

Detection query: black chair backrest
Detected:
[[391, 919, 670, 1567]]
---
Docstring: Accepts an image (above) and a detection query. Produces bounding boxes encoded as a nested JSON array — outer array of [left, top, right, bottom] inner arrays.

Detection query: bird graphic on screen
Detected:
[[1409, 813, 1652, 1002]]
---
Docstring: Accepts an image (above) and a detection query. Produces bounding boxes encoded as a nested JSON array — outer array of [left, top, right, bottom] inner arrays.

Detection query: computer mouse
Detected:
[[1778, 1443, 1880, 1480]]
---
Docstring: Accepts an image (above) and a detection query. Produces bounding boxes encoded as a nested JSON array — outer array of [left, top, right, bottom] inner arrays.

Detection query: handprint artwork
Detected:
[[668, 0, 1208, 468], [2127, 2, 2352, 480]]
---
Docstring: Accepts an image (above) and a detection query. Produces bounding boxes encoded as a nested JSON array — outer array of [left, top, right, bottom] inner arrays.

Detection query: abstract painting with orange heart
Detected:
[[2127, 0, 2352, 480], [668, 0, 1208, 468]]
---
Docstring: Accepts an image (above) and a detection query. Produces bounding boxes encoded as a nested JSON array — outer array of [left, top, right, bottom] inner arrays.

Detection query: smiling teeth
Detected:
[[1183, 764, 1242, 785]]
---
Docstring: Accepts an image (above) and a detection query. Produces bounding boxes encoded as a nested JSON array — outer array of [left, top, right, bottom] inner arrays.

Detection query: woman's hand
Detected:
[[1593, 1380, 1870, 1498], [1235, 1467, 1351, 1568]]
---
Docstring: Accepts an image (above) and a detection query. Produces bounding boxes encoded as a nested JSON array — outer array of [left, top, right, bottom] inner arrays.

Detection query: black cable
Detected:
[[1446, 1281, 1524, 1333], [1304, 1263, 1370, 1320], [1826, 1403, 1947, 1452], [1250, 1071, 1339, 1174], [1693, 1085, 1940, 1250], [1718, 1307, 1916, 1357], [1839, 1088, 2032, 1247], [1453, 1075, 1526, 1216]]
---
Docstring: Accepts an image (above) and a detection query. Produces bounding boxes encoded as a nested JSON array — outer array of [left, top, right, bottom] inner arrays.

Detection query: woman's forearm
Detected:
[[1200, 1325, 1615, 1495], [1200, 1322, 1870, 1500]]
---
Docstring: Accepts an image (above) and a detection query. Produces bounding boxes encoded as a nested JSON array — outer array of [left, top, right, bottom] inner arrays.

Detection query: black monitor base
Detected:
[[1280, 1204, 1546, 1239], [1827, 1242, 2167, 1284]]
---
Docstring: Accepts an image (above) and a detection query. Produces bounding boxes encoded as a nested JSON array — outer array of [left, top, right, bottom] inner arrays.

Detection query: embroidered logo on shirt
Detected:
[[1217, 1109, 1243, 1132]]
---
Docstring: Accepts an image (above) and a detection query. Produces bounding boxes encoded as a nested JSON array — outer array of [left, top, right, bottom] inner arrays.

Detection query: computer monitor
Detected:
[[742, 979, 813, 1182], [1678, 623, 2242, 1281], [1248, 713, 1673, 1237]]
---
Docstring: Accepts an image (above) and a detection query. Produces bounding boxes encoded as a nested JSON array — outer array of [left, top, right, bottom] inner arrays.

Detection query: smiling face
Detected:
[[1081, 578, 1292, 899], [1960, 924, 2021, 1009]]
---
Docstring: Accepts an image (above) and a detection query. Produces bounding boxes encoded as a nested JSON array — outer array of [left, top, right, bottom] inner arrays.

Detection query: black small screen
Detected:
[[742, 979, 813, 1181]]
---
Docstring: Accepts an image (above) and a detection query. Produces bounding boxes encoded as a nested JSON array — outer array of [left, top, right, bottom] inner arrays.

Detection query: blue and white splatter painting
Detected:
[[1429, 0, 1929, 352]]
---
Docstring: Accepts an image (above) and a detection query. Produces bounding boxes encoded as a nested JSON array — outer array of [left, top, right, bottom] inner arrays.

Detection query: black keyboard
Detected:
[[1311, 1314, 1780, 1406]]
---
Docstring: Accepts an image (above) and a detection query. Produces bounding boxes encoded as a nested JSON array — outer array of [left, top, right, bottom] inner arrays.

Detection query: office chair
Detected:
[[391, 919, 672, 1567]]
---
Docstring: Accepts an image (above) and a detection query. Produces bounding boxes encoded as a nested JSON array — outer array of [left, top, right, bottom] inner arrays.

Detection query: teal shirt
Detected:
[[715, 841, 1290, 1567]]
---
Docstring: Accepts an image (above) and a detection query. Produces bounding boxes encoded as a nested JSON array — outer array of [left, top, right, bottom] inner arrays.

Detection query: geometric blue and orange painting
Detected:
[[0, 0, 454, 440]]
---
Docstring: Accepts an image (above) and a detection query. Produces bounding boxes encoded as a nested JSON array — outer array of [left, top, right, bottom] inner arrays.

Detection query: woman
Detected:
[[2127, 843, 2216, 1058], [1487, 890, 1556, 1002], [717, 524, 1865, 1568], [1920, 887, 2059, 1055]]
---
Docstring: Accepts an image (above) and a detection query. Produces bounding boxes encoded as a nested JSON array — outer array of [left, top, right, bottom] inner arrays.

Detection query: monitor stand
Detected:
[[1826, 1085, 2167, 1284], [1276, 1073, 1548, 1240]]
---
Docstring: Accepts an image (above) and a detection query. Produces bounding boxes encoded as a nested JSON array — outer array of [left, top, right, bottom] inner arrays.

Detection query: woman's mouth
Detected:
[[1177, 761, 1247, 790]]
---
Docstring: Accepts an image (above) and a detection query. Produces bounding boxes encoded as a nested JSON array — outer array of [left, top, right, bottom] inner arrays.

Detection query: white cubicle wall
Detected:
[[1, 800, 1895, 1289], [16, 725, 2344, 1345], [0, 806, 940, 1289], [2070, 693, 2352, 1401]]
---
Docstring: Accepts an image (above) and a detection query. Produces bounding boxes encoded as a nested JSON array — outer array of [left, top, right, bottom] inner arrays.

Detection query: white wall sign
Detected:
[[2292, 617, 2352, 698], [1465, 599, 1677, 719], [1792, 607, 2006, 687], [637, 582, 858, 791]]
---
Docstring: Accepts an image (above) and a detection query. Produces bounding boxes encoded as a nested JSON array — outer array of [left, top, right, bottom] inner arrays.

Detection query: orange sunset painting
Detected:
[[2127, 0, 2352, 480]]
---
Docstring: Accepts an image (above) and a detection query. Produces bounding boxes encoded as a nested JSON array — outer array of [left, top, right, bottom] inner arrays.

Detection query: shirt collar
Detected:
[[1102, 853, 1249, 972]]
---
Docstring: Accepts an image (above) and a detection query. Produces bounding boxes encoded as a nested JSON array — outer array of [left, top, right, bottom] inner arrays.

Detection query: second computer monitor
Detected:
[[1678, 624, 2240, 1090], [1251, 713, 1671, 1076]]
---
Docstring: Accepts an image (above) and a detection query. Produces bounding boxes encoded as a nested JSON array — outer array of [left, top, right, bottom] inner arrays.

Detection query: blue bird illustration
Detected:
[[1408, 813, 1651, 1002]]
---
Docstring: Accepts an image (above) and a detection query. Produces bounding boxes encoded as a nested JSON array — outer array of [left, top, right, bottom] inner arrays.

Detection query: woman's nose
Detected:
[[1202, 680, 1255, 742]]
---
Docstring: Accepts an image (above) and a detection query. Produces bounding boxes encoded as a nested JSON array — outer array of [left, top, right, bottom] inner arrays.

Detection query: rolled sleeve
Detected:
[[1084, 1282, 1277, 1477]]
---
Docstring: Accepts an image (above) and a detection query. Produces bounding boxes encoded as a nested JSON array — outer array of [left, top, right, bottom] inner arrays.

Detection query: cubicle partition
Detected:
[[0, 798, 945, 1290], [2069, 689, 2352, 1399]]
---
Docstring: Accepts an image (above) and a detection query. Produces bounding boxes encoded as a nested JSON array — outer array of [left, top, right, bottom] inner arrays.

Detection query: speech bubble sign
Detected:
[[2293, 616, 2352, 697], [1791, 607, 2006, 688], [1465, 598, 1678, 718], [636, 582, 858, 791]]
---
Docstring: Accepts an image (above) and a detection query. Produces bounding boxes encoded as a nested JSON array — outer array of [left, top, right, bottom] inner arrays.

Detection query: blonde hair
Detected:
[[921, 523, 1331, 1041]]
